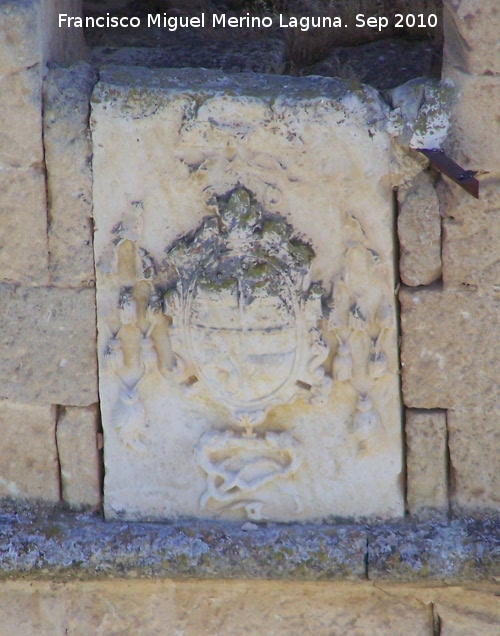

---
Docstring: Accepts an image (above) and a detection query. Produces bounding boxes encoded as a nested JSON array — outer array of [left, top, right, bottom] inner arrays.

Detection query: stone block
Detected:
[[398, 171, 442, 286], [443, 0, 500, 75], [56, 405, 102, 510], [0, 401, 58, 501], [0, 0, 85, 74], [401, 289, 500, 515], [0, 168, 49, 285], [400, 288, 500, 410], [44, 63, 98, 287], [435, 586, 500, 636], [0, 0, 41, 76], [440, 178, 500, 294], [91, 68, 403, 522], [0, 66, 43, 168], [448, 406, 500, 513], [0, 286, 98, 406], [406, 409, 448, 516], [0, 580, 433, 636], [444, 70, 500, 172]]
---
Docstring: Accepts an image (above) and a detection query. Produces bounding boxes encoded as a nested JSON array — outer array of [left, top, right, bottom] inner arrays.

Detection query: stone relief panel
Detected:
[[92, 68, 403, 521]]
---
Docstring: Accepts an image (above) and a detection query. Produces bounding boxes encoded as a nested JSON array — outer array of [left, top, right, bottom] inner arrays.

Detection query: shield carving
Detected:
[[164, 187, 331, 430], [188, 256, 298, 409]]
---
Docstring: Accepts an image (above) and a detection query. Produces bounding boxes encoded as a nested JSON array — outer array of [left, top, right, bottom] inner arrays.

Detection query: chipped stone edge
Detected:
[[0, 505, 498, 583]]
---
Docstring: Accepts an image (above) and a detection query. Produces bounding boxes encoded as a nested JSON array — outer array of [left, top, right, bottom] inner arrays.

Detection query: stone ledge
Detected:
[[0, 505, 498, 584], [368, 517, 500, 582]]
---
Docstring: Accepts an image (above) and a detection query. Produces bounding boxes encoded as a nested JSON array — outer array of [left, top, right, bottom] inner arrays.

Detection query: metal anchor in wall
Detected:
[[418, 148, 481, 199]]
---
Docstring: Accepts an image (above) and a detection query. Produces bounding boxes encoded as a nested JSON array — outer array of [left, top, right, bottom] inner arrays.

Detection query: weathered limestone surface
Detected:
[[1, 578, 498, 636], [443, 70, 500, 171], [0, 509, 367, 581], [447, 407, 500, 513], [443, 0, 500, 75], [0, 505, 498, 634], [400, 288, 500, 512], [434, 586, 500, 636], [0, 2, 46, 287], [0, 0, 41, 76], [400, 288, 500, 410], [0, 286, 98, 406], [368, 517, 500, 582], [0, 168, 49, 284], [92, 68, 403, 522], [0, 403, 58, 501], [0, 579, 436, 636], [389, 78, 454, 160], [397, 171, 442, 286], [56, 405, 102, 510], [406, 409, 448, 516], [419, 0, 500, 519], [440, 179, 500, 294], [0, 65, 43, 169], [0, 0, 85, 73], [385, 585, 500, 636], [44, 63, 98, 287], [0, 506, 498, 583]]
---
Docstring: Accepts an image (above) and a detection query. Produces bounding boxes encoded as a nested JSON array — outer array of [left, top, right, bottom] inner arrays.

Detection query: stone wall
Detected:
[[0, 0, 498, 632], [401, 0, 500, 516], [0, 0, 99, 509], [1, 579, 498, 636]]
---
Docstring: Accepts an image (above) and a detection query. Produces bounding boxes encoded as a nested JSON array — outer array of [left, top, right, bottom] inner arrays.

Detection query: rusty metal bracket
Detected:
[[417, 148, 480, 199]]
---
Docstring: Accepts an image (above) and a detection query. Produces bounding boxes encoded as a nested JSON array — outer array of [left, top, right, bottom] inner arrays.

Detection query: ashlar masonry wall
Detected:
[[0, 0, 499, 632], [0, 0, 498, 520], [401, 0, 500, 516], [0, 0, 500, 636], [0, 0, 99, 507]]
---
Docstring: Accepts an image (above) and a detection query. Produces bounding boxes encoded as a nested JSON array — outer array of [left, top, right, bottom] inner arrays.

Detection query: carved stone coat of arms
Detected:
[[92, 73, 404, 522], [96, 187, 402, 521]]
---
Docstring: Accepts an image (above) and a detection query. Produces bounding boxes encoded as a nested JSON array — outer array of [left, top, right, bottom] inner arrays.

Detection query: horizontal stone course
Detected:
[[0, 506, 498, 584], [1, 576, 499, 636], [0, 579, 438, 636], [0, 506, 367, 581], [367, 517, 500, 582], [0, 286, 98, 406]]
